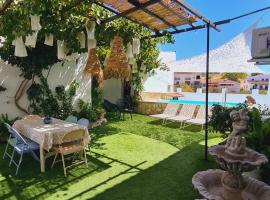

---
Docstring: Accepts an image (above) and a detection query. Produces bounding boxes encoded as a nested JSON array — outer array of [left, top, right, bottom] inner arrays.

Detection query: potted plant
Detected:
[[96, 107, 106, 120]]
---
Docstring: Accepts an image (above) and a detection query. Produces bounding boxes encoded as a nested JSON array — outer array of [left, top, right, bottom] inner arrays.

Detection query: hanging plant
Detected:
[[104, 33, 131, 80], [84, 48, 103, 84]]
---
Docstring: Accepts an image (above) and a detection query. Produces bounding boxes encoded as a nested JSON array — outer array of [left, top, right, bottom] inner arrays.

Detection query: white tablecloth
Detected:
[[13, 118, 89, 151]]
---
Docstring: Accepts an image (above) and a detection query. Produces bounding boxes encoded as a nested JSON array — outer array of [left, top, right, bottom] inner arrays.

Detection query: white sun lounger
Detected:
[[150, 103, 180, 125], [167, 104, 197, 128], [184, 105, 212, 131]]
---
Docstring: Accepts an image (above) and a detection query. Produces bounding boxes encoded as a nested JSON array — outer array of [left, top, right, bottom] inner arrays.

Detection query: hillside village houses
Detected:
[[243, 74, 270, 91]]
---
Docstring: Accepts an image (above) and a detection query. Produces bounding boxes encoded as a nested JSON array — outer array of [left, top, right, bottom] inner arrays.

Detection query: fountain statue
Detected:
[[192, 109, 270, 200]]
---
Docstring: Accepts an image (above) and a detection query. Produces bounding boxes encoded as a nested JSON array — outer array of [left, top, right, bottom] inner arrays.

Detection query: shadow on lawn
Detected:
[[90, 123, 121, 149], [0, 149, 110, 200], [68, 143, 217, 200], [0, 139, 150, 200]]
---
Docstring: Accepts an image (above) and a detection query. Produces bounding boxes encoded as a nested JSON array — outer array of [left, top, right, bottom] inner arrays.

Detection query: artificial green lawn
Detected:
[[0, 114, 222, 200]]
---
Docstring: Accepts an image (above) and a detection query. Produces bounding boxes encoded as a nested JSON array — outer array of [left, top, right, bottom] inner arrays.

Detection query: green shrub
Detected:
[[75, 99, 105, 122], [27, 75, 78, 120], [209, 103, 249, 138], [246, 108, 270, 184]]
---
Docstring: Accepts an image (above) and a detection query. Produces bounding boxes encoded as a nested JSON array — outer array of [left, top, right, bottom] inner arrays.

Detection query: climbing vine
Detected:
[[0, 0, 173, 114]]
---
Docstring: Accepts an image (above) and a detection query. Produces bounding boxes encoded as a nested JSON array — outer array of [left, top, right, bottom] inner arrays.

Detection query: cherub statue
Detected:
[[225, 109, 249, 158]]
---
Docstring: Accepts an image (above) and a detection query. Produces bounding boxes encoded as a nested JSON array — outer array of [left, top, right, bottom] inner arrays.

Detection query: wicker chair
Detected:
[[51, 130, 88, 176]]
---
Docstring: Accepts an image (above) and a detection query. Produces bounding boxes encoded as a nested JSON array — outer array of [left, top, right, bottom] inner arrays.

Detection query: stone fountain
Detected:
[[192, 109, 270, 200]]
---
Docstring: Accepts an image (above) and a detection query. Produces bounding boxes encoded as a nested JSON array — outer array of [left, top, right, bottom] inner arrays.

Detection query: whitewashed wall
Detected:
[[0, 53, 92, 119], [103, 79, 122, 104]]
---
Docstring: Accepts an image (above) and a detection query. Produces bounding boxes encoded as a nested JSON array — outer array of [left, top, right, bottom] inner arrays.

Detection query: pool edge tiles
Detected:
[[158, 99, 239, 107]]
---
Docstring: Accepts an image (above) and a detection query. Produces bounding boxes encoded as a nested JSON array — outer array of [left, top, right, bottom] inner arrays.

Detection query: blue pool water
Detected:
[[159, 99, 239, 107]]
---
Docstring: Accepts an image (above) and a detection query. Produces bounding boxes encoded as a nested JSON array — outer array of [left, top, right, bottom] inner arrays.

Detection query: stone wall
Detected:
[[137, 101, 168, 115]]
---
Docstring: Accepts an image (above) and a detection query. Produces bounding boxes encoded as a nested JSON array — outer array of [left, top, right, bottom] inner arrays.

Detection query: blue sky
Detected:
[[160, 0, 270, 73]]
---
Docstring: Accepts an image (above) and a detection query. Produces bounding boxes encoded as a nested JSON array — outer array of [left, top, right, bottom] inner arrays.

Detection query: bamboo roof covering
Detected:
[[98, 0, 198, 31]]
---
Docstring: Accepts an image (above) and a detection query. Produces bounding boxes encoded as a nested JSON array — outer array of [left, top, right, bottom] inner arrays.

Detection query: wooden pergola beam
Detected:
[[101, 0, 161, 24], [0, 0, 14, 16], [128, 0, 178, 31], [171, 0, 220, 32], [95, 1, 161, 33], [158, 1, 194, 28]]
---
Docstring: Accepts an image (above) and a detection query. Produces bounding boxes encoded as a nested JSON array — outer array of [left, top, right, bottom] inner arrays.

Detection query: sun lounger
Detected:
[[150, 103, 180, 124], [167, 104, 197, 128], [184, 105, 212, 131]]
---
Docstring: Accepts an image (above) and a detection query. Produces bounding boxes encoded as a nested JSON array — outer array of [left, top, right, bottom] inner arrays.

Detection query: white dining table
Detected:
[[13, 118, 90, 172]]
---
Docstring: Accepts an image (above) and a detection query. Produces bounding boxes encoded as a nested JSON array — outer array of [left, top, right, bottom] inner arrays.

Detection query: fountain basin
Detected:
[[192, 169, 270, 200], [209, 145, 268, 172]]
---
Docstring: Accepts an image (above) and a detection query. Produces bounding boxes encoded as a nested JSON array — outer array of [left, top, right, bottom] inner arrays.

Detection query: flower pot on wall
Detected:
[[30, 15, 42, 31], [14, 36, 28, 57], [126, 43, 133, 58], [57, 40, 66, 60], [25, 31, 38, 48], [132, 38, 140, 55], [44, 34, 54, 46], [88, 39, 96, 51], [86, 21, 95, 39], [77, 32, 86, 49]]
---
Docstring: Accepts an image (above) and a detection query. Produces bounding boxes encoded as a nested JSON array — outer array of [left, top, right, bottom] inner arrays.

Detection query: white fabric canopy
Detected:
[[144, 22, 263, 93], [169, 22, 263, 73]]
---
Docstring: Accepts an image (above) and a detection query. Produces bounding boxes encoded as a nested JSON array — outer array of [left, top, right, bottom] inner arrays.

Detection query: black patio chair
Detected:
[[116, 98, 134, 120], [103, 99, 121, 118]]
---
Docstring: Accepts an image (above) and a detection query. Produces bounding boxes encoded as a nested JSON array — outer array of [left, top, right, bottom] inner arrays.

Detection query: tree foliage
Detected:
[[0, 0, 173, 90], [221, 73, 248, 82]]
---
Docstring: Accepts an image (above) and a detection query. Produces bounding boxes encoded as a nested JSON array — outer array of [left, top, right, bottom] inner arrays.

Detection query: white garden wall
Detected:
[[0, 53, 93, 119]]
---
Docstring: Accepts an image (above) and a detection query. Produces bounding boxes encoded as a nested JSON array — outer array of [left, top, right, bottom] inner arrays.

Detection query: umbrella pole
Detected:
[[205, 23, 210, 161]]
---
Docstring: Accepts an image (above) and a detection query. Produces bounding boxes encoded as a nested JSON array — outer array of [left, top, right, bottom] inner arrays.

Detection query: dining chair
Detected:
[[51, 130, 88, 177], [77, 118, 90, 128], [65, 115, 78, 123], [77, 118, 91, 153], [3, 123, 40, 175]]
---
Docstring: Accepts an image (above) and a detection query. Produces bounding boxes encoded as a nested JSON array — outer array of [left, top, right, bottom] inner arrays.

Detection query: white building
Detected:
[[144, 22, 263, 93], [244, 74, 270, 91]]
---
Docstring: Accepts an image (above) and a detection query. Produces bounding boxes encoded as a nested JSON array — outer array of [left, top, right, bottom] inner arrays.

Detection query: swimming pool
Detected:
[[159, 99, 239, 107]]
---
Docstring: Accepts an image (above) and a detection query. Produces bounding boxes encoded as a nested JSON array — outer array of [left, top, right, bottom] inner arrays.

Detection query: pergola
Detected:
[[95, 0, 220, 161], [2, 0, 269, 161], [0, 0, 221, 161]]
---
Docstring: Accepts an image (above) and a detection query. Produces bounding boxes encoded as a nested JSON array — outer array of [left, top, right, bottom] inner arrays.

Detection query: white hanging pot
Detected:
[[57, 40, 66, 60], [133, 38, 140, 55], [30, 15, 42, 31], [77, 32, 86, 49], [88, 39, 96, 51], [86, 21, 96, 39], [126, 43, 133, 58], [44, 34, 54, 46], [15, 36, 27, 57], [25, 31, 38, 48]]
